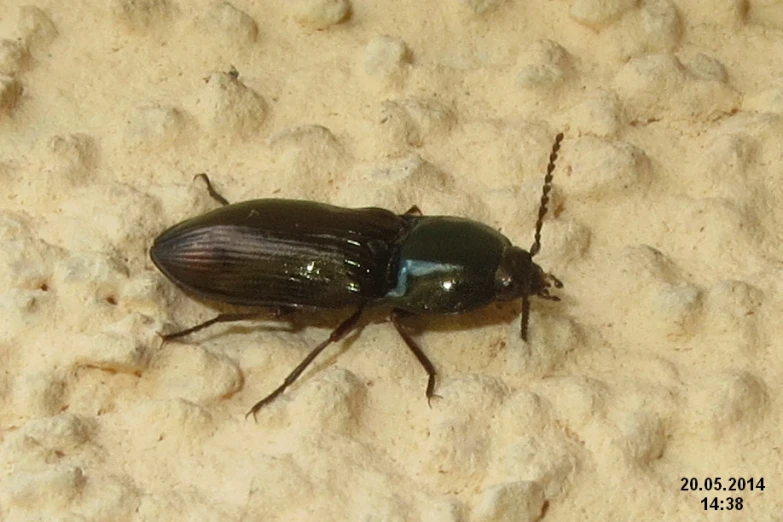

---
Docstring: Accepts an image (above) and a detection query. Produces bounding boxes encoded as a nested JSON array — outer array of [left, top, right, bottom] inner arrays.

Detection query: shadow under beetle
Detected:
[[150, 133, 564, 419]]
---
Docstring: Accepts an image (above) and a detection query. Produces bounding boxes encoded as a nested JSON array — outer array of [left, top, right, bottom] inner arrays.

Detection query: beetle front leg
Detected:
[[245, 307, 365, 420], [520, 294, 531, 342], [390, 309, 440, 406], [161, 307, 294, 341]]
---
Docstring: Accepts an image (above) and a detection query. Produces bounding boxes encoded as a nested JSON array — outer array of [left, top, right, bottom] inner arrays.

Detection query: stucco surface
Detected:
[[0, 1, 781, 520]]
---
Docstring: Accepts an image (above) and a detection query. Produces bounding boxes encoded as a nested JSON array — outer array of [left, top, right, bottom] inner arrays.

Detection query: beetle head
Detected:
[[496, 132, 565, 304], [494, 246, 561, 301]]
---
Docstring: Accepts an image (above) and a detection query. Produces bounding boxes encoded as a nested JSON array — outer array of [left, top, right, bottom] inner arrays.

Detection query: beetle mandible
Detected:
[[150, 133, 564, 418]]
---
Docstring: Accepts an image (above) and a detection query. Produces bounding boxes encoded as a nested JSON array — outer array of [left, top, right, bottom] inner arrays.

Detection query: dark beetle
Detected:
[[151, 133, 564, 418]]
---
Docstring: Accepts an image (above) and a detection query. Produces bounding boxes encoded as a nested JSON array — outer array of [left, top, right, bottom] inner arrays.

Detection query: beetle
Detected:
[[150, 133, 564, 418]]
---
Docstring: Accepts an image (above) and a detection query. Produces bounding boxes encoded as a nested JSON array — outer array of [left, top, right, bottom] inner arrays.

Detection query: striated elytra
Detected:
[[150, 133, 564, 418]]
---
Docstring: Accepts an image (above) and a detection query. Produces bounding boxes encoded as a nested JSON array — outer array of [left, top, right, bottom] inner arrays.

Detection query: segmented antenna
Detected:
[[521, 132, 564, 342], [529, 132, 564, 257]]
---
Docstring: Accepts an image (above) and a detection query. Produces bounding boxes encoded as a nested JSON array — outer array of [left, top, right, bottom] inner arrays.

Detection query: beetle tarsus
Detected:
[[194, 173, 230, 206], [390, 309, 439, 407], [426, 392, 443, 408], [245, 307, 365, 420]]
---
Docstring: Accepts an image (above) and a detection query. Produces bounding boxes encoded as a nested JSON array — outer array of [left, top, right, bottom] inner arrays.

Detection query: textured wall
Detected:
[[0, 1, 780, 520]]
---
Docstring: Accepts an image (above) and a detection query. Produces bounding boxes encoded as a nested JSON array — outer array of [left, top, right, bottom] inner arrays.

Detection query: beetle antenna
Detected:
[[529, 132, 563, 257]]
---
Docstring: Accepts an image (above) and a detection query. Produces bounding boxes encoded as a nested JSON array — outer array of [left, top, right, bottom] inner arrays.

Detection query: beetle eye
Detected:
[[494, 264, 520, 300]]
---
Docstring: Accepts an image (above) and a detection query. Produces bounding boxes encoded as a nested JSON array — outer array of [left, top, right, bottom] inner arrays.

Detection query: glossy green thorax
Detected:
[[385, 216, 520, 314]]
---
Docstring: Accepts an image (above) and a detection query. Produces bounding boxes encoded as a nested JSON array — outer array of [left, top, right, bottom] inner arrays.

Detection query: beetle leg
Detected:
[[161, 312, 272, 341], [520, 294, 531, 342], [193, 173, 230, 206], [390, 309, 441, 407], [160, 307, 294, 341], [245, 307, 365, 420], [403, 205, 422, 216]]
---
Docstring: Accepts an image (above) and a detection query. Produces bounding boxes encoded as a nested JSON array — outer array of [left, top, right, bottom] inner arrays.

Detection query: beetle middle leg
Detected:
[[245, 307, 365, 420], [390, 309, 440, 406], [161, 307, 294, 341]]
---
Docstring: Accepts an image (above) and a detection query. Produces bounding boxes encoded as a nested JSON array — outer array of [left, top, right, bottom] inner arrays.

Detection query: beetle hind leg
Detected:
[[160, 307, 295, 341], [245, 307, 365, 420], [390, 309, 441, 406], [161, 312, 272, 341]]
